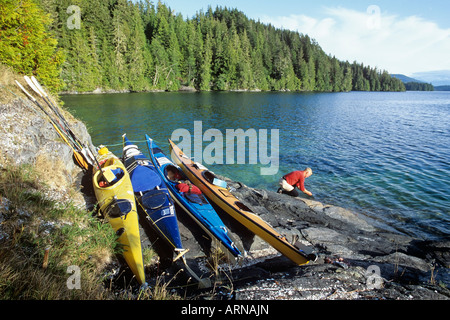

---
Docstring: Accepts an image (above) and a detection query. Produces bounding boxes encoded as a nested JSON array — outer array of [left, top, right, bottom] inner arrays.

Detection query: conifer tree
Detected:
[[0, 0, 64, 91], [198, 32, 213, 91], [25, 0, 406, 93]]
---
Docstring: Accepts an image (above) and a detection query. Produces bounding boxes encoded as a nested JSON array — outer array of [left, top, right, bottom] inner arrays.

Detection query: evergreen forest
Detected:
[[1, 0, 406, 93], [404, 82, 434, 91]]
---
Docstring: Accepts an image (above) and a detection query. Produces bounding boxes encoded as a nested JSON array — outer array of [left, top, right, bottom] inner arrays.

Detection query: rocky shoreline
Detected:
[[59, 85, 267, 95], [172, 176, 450, 300], [1, 96, 449, 300]]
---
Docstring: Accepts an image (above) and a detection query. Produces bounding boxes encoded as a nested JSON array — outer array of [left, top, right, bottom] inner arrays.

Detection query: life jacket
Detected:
[[176, 183, 202, 195]]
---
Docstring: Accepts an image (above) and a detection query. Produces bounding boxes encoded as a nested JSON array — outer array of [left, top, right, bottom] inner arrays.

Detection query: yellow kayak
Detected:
[[170, 140, 316, 266], [92, 146, 145, 285]]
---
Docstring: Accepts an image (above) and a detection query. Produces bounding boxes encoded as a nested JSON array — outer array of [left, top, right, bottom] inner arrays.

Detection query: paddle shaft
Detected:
[[92, 149, 109, 184], [26, 76, 95, 168], [15, 80, 89, 170], [27, 76, 84, 150]]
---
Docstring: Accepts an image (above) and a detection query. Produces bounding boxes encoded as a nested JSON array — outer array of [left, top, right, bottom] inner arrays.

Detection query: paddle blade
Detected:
[[31, 76, 48, 98], [73, 150, 90, 171], [24, 76, 42, 98]]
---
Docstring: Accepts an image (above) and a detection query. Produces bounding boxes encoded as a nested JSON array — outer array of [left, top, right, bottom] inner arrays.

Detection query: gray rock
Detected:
[[180, 179, 450, 300], [2, 97, 448, 300], [0, 98, 92, 207]]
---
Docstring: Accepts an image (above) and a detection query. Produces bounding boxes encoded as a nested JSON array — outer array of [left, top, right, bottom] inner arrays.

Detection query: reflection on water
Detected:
[[62, 91, 450, 240]]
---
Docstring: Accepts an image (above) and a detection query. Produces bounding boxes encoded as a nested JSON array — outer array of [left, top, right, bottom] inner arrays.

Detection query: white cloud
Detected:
[[260, 7, 450, 75]]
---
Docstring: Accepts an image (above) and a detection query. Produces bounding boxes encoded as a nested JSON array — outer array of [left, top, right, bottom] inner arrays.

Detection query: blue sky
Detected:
[[160, 1, 450, 76], [163, 0, 450, 28]]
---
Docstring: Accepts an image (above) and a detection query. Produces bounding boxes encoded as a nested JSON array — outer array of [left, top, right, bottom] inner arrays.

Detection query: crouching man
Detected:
[[278, 168, 313, 197]]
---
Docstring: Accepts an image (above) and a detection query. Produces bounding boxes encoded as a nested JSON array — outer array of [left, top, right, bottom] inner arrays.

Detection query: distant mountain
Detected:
[[434, 85, 450, 91], [391, 74, 435, 91], [411, 70, 450, 86], [391, 74, 423, 83]]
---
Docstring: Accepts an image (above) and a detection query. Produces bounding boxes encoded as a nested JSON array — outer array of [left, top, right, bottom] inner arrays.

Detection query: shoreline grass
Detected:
[[0, 164, 119, 299]]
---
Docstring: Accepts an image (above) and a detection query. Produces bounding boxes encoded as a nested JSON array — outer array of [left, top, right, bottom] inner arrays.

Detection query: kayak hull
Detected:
[[122, 136, 183, 253], [146, 135, 242, 259], [169, 140, 314, 266], [92, 149, 145, 285]]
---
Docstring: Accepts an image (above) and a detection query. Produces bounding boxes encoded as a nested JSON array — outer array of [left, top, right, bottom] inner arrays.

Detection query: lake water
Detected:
[[61, 91, 450, 241]]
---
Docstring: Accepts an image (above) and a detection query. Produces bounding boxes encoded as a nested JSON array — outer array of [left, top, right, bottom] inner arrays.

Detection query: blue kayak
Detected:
[[122, 134, 184, 255], [145, 134, 242, 259]]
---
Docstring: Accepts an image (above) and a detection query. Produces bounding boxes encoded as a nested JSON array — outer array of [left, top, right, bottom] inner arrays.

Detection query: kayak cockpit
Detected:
[[96, 167, 125, 188], [201, 170, 228, 188], [165, 164, 187, 182], [104, 197, 133, 218]]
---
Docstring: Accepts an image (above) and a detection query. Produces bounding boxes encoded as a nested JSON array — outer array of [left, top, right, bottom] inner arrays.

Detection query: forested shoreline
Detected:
[[2, 0, 406, 93], [404, 82, 434, 91]]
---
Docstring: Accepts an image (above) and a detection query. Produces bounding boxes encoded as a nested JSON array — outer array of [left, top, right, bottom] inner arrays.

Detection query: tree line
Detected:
[[2, 0, 406, 93], [404, 82, 434, 91]]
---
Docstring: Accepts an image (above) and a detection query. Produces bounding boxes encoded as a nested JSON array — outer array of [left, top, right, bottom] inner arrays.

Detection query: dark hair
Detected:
[[167, 166, 177, 173]]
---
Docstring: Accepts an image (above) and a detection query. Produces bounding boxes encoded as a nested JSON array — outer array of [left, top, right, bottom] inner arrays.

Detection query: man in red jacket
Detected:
[[278, 168, 313, 197]]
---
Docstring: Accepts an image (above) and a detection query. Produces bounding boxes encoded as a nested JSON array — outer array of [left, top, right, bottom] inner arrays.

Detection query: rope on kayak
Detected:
[[135, 199, 178, 250]]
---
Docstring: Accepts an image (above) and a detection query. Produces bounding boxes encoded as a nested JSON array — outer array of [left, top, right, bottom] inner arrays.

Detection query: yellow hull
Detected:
[[92, 149, 145, 285], [169, 140, 310, 266]]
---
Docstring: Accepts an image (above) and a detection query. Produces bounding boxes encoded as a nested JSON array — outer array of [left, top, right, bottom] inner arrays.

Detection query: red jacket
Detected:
[[176, 183, 202, 195], [284, 171, 306, 192]]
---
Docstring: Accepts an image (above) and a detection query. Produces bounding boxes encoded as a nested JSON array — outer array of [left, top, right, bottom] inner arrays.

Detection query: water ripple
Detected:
[[63, 91, 450, 240]]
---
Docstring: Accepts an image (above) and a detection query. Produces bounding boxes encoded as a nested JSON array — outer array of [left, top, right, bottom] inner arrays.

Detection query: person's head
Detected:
[[167, 167, 179, 180], [304, 167, 313, 178]]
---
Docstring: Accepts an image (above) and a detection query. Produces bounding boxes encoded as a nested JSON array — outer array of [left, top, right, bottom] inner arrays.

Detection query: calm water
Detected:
[[62, 91, 450, 241]]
